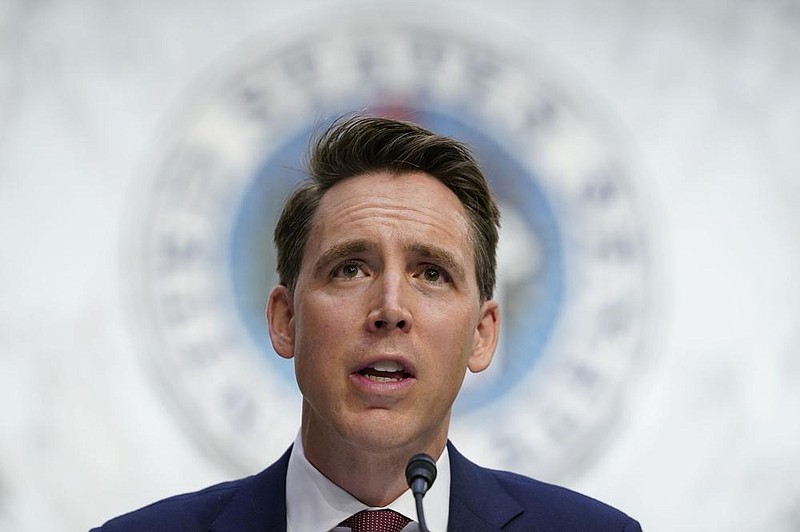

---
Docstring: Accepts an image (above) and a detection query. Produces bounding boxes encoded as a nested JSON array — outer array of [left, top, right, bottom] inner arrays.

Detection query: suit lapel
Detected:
[[447, 442, 524, 531], [206, 442, 525, 531], [210, 446, 291, 532]]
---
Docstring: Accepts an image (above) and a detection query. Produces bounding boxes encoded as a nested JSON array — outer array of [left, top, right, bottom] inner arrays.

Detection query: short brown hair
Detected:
[[274, 115, 501, 301]]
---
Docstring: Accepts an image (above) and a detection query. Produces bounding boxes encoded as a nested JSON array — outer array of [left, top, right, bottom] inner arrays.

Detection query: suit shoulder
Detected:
[[93, 476, 252, 532], [489, 469, 641, 530]]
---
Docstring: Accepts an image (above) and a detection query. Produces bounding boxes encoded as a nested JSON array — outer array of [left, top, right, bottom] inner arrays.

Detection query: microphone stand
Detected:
[[405, 454, 437, 532], [413, 491, 430, 532]]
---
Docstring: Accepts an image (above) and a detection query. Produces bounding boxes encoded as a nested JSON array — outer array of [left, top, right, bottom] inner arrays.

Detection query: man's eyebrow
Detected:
[[407, 243, 467, 282], [313, 240, 373, 274]]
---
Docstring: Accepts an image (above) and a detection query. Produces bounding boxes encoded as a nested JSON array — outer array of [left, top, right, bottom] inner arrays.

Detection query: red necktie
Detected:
[[338, 509, 411, 532]]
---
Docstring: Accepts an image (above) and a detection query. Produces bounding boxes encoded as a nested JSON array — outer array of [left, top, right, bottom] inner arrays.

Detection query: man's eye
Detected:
[[422, 266, 449, 284], [335, 263, 363, 279]]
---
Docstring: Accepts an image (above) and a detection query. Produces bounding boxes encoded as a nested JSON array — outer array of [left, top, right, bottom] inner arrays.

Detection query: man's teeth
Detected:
[[365, 374, 401, 382], [360, 361, 407, 382], [370, 360, 403, 372]]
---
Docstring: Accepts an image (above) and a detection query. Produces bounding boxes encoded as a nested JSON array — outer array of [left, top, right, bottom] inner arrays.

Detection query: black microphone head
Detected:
[[405, 453, 437, 495]]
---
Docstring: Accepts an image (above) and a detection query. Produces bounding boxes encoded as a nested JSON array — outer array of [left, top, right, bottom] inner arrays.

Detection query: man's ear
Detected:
[[467, 300, 499, 373], [267, 285, 295, 359]]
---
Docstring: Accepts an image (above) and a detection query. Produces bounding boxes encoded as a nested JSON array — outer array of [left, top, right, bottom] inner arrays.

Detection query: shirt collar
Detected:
[[286, 433, 450, 532]]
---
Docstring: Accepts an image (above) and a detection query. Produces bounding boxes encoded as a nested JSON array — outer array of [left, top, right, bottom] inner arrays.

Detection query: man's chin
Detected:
[[345, 427, 416, 454], [342, 420, 446, 457]]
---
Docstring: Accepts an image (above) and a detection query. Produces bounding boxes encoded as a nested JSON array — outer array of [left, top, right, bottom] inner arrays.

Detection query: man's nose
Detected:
[[366, 271, 412, 333]]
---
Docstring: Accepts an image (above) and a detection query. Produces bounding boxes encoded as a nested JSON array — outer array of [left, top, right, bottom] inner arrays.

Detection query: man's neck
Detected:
[[301, 422, 447, 507]]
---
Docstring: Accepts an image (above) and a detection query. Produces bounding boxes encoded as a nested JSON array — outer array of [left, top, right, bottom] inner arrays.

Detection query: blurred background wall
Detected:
[[2, 1, 800, 530]]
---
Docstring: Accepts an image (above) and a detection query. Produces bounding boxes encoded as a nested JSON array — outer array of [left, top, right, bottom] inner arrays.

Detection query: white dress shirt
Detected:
[[286, 433, 450, 532]]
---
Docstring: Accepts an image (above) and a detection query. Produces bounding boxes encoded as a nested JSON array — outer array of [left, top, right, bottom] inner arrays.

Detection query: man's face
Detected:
[[267, 171, 499, 457]]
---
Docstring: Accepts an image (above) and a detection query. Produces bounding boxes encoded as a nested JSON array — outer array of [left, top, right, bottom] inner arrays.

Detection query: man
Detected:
[[93, 116, 642, 531]]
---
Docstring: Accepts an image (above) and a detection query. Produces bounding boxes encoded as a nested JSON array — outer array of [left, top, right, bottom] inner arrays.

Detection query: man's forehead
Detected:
[[301, 169, 472, 249], [321, 170, 455, 201], [312, 170, 468, 226]]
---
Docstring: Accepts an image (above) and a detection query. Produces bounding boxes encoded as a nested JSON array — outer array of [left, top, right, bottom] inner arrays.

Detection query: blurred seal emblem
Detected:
[[129, 8, 653, 481]]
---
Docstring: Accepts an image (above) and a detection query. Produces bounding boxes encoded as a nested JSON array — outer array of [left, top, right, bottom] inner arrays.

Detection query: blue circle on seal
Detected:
[[229, 108, 563, 414]]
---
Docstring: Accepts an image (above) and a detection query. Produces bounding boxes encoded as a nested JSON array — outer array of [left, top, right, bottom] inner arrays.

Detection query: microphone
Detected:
[[405, 453, 437, 532]]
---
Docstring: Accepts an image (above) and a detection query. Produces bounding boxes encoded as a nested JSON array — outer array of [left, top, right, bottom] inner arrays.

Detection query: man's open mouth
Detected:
[[357, 360, 413, 382]]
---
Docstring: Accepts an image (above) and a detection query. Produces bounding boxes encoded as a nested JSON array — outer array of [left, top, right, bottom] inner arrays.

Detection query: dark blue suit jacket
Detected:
[[92, 442, 642, 531]]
